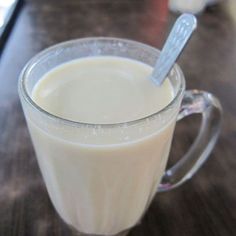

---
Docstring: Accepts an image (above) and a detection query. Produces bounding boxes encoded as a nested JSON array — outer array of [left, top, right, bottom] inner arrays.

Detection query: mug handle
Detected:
[[158, 90, 223, 192]]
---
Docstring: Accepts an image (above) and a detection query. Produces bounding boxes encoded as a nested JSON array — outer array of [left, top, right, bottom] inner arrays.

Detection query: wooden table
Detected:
[[0, 0, 235, 235]]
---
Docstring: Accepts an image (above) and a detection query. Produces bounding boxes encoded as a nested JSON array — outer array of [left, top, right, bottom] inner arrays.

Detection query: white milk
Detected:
[[28, 56, 176, 235]]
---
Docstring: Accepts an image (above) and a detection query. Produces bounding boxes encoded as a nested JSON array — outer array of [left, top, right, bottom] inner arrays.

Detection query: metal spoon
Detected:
[[150, 14, 197, 86]]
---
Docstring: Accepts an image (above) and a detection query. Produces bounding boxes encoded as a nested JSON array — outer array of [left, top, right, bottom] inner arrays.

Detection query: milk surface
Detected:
[[32, 57, 173, 124], [28, 56, 176, 235]]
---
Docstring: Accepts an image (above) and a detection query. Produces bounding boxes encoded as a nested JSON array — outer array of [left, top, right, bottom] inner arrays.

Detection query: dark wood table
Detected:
[[0, 0, 235, 235]]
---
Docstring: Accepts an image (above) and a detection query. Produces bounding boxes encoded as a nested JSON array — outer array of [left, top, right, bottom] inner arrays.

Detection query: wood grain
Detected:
[[0, 0, 235, 235]]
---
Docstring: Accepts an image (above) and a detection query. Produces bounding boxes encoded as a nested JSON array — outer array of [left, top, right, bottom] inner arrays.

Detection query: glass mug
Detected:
[[18, 38, 222, 236]]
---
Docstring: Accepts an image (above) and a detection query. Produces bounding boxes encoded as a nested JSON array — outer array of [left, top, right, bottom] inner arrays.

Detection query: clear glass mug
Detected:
[[18, 38, 222, 236]]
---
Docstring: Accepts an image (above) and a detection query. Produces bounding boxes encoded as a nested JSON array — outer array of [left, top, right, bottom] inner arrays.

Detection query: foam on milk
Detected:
[[28, 56, 176, 235]]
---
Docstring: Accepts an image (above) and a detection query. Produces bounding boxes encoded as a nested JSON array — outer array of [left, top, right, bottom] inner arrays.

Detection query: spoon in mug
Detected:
[[150, 13, 197, 86]]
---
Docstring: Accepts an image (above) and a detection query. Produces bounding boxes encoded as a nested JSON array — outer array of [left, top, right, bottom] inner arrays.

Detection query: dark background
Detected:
[[0, 0, 235, 235]]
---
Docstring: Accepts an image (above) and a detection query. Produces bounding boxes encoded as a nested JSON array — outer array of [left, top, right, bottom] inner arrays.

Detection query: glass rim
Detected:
[[18, 37, 186, 128]]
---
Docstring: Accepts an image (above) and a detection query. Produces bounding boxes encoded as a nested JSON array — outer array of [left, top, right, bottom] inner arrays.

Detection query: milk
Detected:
[[28, 56, 176, 235], [32, 57, 173, 124]]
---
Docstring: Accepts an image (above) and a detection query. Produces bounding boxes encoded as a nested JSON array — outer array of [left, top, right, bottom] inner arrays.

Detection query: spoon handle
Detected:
[[151, 14, 197, 86]]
